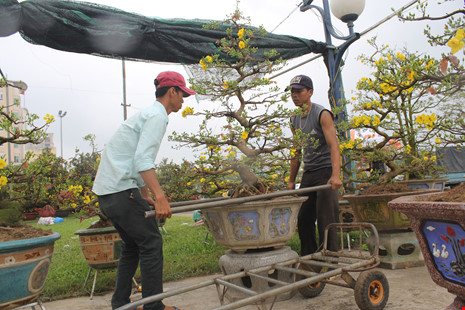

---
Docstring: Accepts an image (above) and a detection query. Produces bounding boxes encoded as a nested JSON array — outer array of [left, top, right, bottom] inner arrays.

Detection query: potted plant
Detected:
[[338, 37, 459, 229], [0, 73, 60, 309], [170, 9, 308, 253], [389, 4, 465, 307], [338, 1, 465, 269], [67, 135, 122, 271]]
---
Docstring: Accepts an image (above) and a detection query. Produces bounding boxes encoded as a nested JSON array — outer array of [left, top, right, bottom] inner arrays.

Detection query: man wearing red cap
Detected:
[[286, 74, 342, 256], [93, 71, 194, 310]]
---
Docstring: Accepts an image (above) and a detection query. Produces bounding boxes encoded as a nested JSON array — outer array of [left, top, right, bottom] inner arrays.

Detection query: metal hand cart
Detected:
[[116, 222, 388, 310]]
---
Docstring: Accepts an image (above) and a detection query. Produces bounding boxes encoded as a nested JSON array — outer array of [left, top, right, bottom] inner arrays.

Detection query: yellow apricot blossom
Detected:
[[44, 114, 55, 124], [237, 28, 244, 39], [447, 29, 465, 54], [238, 41, 245, 49], [182, 106, 194, 118], [0, 176, 7, 187], [241, 132, 248, 139], [0, 159, 7, 169], [199, 59, 207, 70]]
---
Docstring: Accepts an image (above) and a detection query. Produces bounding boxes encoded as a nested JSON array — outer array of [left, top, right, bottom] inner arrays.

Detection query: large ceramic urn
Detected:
[[203, 196, 307, 253], [389, 193, 465, 309], [0, 232, 61, 309]]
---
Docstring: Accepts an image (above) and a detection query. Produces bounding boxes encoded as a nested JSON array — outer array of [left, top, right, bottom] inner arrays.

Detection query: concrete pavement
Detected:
[[42, 265, 455, 310]]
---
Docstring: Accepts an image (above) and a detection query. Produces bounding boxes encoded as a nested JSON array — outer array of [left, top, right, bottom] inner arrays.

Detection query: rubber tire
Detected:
[[354, 270, 389, 310], [295, 265, 326, 298]]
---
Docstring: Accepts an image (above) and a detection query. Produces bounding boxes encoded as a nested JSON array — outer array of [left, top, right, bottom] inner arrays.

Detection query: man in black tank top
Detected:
[[286, 75, 342, 255]]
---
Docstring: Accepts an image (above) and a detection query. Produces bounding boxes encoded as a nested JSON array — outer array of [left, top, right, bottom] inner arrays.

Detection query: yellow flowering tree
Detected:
[[0, 73, 57, 225], [171, 9, 297, 196], [340, 36, 465, 189]]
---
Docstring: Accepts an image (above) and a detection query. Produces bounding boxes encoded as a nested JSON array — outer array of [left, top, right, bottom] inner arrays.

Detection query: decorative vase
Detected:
[[74, 226, 122, 269], [0, 232, 61, 309], [202, 196, 307, 253], [389, 193, 465, 309]]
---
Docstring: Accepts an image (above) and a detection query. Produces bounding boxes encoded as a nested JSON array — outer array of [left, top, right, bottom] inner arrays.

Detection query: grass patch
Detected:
[[25, 214, 227, 301]]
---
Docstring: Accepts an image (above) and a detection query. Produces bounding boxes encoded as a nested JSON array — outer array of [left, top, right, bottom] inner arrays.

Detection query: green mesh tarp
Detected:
[[0, 0, 327, 64]]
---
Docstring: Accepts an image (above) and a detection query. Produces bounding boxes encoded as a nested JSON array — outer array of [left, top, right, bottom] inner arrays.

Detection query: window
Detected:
[[14, 156, 19, 163], [0, 93, 3, 100]]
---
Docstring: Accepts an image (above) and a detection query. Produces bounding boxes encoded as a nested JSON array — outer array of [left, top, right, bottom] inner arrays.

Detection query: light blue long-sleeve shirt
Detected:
[[92, 101, 168, 196]]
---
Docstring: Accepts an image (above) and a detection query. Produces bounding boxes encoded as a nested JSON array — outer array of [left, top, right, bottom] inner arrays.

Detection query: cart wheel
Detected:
[[354, 270, 389, 310], [295, 265, 326, 298]]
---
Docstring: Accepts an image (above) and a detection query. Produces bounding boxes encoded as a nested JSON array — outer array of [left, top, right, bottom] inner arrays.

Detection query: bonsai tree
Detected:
[[170, 9, 302, 197], [0, 72, 55, 226], [338, 1, 465, 191]]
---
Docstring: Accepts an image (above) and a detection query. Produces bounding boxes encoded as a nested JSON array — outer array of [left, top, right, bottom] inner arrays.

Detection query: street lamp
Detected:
[[300, 0, 365, 129], [58, 110, 67, 158]]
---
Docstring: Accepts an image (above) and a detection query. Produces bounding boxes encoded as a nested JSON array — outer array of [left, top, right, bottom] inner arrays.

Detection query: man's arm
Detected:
[[320, 111, 343, 190], [140, 169, 172, 219], [287, 126, 302, 190]]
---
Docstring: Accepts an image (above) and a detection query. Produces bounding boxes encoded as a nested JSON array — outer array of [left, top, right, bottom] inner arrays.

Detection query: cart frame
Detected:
[[116, 222, 388, 310]]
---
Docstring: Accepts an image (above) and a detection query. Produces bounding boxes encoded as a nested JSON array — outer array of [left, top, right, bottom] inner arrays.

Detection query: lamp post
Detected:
[[58, 110, 67, 158], [300, 0, 365, 130]]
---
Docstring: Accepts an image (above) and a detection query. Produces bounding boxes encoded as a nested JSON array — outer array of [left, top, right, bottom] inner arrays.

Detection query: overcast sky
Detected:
[[0, 0, 460, 163]]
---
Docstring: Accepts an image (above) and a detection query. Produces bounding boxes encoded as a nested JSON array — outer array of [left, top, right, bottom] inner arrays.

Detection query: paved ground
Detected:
[[43, 264, 456, 310]]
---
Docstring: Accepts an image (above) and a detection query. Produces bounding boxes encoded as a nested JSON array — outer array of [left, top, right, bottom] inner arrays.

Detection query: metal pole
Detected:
[[121, 58, 130, 120], [58, 110, 67, 158], [5, 80, 11, 165], [144, 184, 331, 218]]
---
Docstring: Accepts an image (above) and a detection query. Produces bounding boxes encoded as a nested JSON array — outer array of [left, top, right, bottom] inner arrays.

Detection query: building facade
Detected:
[[0, 84, 27, 164]]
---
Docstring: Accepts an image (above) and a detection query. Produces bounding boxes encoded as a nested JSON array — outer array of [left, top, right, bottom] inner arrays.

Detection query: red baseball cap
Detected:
[[154, 71, 196, 97]]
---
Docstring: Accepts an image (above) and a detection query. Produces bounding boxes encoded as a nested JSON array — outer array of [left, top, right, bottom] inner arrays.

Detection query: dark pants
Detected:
[[98, 188, 164, 310], [298, 167, 339, 256]]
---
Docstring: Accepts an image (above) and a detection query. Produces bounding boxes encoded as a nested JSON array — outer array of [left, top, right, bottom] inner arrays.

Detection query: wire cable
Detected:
[[270, 2, 303, 33], [270, 0, 420, 79]]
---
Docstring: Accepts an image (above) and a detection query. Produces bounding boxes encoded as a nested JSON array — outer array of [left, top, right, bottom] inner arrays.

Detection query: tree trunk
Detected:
[[235, 165, 258, 186]]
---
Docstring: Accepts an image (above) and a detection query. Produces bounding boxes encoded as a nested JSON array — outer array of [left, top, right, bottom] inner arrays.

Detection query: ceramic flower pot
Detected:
[[0, 232, 61, 309], [22, 212, 38, 221], [202, 196, 307, 253], [54, 208, 72, 218], [344, 189, 440, 231], [399, 178, 448, 191], [389, 194, 465, 309], [74, 226, 122, 269]]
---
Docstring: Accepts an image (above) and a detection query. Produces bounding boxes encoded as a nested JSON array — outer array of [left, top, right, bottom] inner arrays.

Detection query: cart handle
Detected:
[[144, 184, 332, 218]]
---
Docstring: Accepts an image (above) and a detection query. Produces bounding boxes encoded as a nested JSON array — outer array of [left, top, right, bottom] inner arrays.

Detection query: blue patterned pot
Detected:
[[203, 196, 307, 253], [0, 231, 61, 309], [389, 194, 465, 309]]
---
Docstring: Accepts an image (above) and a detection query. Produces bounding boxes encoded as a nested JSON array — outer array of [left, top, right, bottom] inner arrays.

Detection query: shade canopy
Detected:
[[0, 0, 328, 64]]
